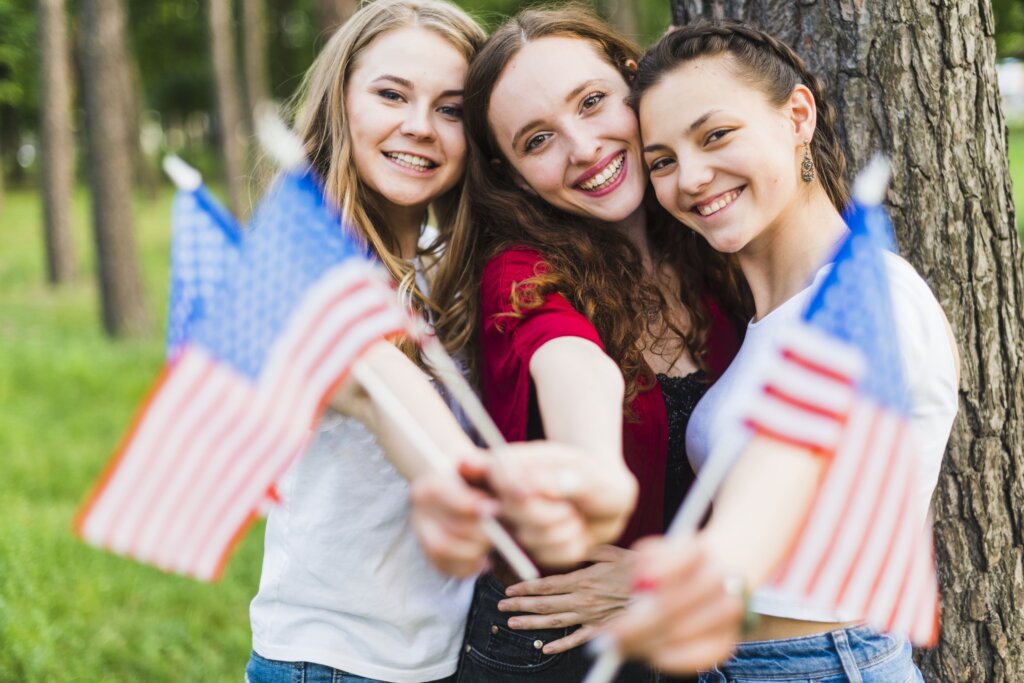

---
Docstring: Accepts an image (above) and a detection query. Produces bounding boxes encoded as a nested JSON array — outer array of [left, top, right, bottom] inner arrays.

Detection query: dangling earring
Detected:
[[801, 140, 815, 183]]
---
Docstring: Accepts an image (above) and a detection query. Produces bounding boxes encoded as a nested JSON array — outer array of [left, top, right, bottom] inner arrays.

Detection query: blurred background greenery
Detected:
[[0, 1, 1023, 681]]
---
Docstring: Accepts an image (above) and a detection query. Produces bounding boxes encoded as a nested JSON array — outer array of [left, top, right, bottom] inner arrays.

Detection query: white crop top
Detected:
[[686, 252, 959, 622]]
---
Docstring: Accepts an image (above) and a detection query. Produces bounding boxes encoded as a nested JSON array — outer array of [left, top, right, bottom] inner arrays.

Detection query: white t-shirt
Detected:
[[686, 252, 958, 622], [250, 245, 475, 681]]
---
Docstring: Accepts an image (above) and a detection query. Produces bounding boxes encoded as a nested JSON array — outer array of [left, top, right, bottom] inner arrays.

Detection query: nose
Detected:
[[566, 129, 601, 167], [400, 103, 436, 141], [676, 153, 713, 198]]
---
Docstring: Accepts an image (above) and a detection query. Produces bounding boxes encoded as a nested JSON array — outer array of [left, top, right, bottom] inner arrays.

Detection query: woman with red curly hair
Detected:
[[428, 6, 749, 681]]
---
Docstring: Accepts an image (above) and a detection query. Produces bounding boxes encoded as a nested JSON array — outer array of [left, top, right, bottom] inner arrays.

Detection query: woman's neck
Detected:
[[612, 207, 655, 274], [382, 204, 427, 260], [738, 188, 848, 321]]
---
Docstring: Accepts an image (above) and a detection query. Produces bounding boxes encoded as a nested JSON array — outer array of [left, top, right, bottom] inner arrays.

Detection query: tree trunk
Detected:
[[79, 0, 150, 336], [313, 0, 359, 37], [207, 0, 248, 215], [674, 2, 1024, 680], [600, 0, 640, 39], [38, 0, 78, 284], [242, 0, 270, 129]]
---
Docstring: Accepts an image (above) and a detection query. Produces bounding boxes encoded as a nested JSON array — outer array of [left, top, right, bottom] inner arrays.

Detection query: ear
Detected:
[[623, 58, 638, 82], [788, 84, 817, 145]]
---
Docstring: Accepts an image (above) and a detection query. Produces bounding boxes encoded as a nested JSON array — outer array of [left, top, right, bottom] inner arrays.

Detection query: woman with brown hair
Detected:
[[425, 6, 748, 681], [604, 20, 958, 681]]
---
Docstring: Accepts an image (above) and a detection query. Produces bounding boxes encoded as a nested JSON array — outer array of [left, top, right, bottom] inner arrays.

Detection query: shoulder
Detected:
[[482, 247, 547, 283], [882, 252, 953, 348]]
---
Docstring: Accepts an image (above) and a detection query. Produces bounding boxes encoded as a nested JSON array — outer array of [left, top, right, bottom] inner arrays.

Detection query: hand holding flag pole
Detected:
[[583, 156, 940, 683], [255, 110, 539, 581]]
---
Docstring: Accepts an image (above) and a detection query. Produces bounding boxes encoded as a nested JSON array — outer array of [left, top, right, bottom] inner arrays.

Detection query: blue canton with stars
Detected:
[[188, 168, 372, 379], [166, 185, 243, 357], [802, 199, 909, 412]]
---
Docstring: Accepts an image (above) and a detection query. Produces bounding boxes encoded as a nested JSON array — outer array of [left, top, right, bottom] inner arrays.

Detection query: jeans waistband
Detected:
[[714, 625, 905, 678]]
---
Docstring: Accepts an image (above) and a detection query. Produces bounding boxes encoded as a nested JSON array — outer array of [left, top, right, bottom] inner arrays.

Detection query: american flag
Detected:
[[166, 182, 242, 358], [76, 167, 408, 581], [745, 187, 939, 645]]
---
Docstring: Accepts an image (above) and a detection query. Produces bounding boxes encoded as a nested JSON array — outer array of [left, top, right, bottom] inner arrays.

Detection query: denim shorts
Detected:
[[245, 651, 456, 683], [699, 625, 923, 682], [456, 572, 661, 683]]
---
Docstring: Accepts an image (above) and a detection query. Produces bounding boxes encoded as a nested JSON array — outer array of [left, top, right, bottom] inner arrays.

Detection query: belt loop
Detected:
[[832, 628, 863, 683]]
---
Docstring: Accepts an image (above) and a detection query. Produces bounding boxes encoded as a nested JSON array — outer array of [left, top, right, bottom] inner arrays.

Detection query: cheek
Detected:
[[651, 175, 680, 213]]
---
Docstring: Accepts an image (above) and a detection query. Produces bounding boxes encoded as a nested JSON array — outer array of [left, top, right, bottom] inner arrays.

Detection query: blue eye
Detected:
[[438, 104, 463, 119], [525, 133, 550, 152], [378, 89, 404, 102]]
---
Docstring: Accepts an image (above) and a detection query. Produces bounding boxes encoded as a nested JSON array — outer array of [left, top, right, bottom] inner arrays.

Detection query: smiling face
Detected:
[[486, 36, 647, 223], [639, 55, 813, 255], [345, 26, 469, 219]]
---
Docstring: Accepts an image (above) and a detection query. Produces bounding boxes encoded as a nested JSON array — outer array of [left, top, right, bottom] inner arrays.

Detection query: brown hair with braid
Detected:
[[430, 5, 749, 411], [632, 20, 849, 211]]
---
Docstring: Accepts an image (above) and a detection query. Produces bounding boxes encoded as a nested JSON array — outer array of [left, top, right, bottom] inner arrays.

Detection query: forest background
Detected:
[[1, 0, 1023, 681]]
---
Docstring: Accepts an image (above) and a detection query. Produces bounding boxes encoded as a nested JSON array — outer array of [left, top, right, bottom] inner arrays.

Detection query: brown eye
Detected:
[[581, 92, 605, 111]]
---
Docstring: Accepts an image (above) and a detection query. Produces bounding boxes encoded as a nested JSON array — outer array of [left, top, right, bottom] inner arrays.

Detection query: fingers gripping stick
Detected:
[[351, 362, 539, 581]]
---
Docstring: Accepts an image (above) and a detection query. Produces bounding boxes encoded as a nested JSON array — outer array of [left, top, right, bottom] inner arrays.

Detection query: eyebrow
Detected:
[[511, 79, 608, 151], [642, 109, 723, 153], [370, 74, 463, 98]]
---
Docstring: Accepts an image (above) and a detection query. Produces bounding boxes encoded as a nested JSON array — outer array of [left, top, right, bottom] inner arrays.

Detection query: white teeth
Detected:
[[578, 153, 625, 191], [696, 190, 740, 216], [386, 152, 435, 170]]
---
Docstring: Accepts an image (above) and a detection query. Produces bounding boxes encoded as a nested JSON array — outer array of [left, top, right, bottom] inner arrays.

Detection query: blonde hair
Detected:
[[289, 0, 485, 359]]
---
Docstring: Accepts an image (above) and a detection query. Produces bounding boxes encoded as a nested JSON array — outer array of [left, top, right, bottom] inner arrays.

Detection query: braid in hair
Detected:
[[633, 20, 849, 210]]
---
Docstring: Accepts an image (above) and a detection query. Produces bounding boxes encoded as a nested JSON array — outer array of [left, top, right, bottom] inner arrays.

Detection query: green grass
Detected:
[[1009, 125, 1024, 238], [0, 187, 262, 682]]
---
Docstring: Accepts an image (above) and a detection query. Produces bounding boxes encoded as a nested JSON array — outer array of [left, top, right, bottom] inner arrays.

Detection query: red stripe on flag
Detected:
[[743, 419, 832, 457], [781, 348, 857, 385], [100, 357, 218, 550], [74, 363, 177, 537], [124, 367, 238, 557], [857, 453, 916, 619], [834, 426, 907, 606], [803, 409, 884, 596], [763, 384, 846, 422]]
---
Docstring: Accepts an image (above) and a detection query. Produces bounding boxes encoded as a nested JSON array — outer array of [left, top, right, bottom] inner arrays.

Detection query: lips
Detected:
[[693, 188, 743, 217], [574, 151, 627, 194], [383, 151, 438, 172]]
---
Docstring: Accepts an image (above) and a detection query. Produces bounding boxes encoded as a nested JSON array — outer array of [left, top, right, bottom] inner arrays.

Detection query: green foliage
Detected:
[[0, 0, 38, 111], [1009, 125, 1024, 237], [0, 187, 261, 682], [994, 0, 1024, 58]]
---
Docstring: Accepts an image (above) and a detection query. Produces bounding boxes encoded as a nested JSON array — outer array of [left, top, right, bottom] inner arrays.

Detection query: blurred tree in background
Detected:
[[1, 0, 1021, 333]]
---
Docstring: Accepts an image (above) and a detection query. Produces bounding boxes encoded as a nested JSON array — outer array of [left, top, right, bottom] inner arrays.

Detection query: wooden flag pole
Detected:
[[351, 362, 540, 581]]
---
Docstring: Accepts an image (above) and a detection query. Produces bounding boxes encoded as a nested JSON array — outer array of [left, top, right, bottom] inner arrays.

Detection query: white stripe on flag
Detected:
[[832, 425, 912, 613], [808, 408, 901, 603], [774, 399, 876, 593], [82, 352, 212, 549]]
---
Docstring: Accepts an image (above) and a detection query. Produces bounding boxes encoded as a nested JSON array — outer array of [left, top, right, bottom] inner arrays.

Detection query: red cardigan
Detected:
[[478, 247, 739, 547]]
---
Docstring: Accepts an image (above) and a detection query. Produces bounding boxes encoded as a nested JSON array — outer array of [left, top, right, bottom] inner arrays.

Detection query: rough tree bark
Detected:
[[673, 1, 1024, 680], [79, 0, 150, 336], [207, 0, 248, 215], [38, 0, 77, 284]]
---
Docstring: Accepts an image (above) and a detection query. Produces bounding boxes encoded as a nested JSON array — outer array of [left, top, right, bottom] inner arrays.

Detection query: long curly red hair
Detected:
[[431, 5, 749, 411]]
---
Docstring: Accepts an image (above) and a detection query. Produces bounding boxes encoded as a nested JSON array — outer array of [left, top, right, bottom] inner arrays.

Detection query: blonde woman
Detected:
[[246, 3, 638, 682]]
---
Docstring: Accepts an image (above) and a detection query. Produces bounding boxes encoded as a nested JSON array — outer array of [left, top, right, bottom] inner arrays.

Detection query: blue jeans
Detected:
[[456, 572, 660, 682], [245, 651, 456, 683], [699, 625, 924, 682]]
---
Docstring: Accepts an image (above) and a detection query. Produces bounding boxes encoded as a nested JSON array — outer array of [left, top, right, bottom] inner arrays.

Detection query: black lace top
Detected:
[[656, 370, 710, 528]]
